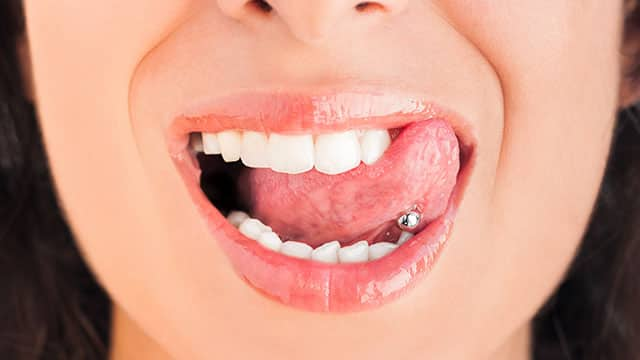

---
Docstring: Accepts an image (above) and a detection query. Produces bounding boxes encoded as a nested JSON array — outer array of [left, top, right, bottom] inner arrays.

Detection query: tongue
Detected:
[[244, 119, 460, 247]]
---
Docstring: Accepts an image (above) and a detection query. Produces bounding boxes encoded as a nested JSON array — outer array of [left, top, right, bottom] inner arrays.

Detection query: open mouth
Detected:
[[167, 90, 475, 312]]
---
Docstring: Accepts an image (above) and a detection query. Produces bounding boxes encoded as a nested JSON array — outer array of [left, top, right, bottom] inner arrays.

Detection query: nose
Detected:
[[217, 0, 409, 45]]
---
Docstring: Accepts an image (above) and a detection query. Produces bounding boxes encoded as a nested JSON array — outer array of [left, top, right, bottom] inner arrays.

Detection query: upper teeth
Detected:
[[228, 211, 411, 263], [194, 129, 391, 175], [314, 130, 361, 175], [217, 130, 243, 162]]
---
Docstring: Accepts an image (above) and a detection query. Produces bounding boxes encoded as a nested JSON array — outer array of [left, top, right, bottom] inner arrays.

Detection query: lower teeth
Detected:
[[227, 210, 414, 263]]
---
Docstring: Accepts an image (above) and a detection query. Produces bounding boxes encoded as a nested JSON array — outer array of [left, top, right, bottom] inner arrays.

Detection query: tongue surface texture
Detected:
[[246, 119, 460, 247]]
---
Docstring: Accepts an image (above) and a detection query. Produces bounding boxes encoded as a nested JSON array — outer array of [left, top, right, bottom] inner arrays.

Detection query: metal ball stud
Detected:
[[397, 211, 421, 231]]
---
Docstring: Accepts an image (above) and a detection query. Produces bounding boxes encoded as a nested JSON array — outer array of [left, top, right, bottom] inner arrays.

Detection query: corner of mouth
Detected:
[[167, 89, 477, 312]]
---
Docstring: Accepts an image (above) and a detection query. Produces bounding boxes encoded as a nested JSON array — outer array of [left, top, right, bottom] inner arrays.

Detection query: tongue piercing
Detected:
[[397, 210, 421, 231], [397, 210, 420, 245]]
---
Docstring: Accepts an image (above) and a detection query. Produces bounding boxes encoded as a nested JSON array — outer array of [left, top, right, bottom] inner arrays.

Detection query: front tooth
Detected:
[[258, 231, 283, 251], [238, 218, 271, 240], [217, 130, 243, 162], [227, 211, 249, 227], [202, 133, 221, 155], [267, 134, 314, 174], [311, 241, 340, 263], [360, 129, 391, 165], [338, 240, 369, 263], [280, 241, 313, 259], [397, 231, 414, 245], [241, 131, 269, 168], [314, 130, 361, 175], [368, 242, 398, 260]]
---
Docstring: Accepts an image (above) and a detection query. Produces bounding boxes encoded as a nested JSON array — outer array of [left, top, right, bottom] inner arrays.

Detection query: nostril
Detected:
[[354, 2, 386, 13], [246, 0, 273, 14]]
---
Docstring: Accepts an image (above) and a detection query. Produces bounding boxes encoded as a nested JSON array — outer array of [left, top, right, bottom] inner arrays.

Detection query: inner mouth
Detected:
[[191, 119, 462, 264]]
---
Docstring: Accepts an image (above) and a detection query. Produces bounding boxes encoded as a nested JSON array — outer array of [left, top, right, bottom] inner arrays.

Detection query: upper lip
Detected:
[[166, 88, 476, 156]]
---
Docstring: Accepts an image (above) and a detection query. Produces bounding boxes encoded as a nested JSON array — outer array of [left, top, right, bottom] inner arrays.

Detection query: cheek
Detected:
[[23, 0, 196, 346], [495, 3, 620, 295], [443, 0, 621, 341]]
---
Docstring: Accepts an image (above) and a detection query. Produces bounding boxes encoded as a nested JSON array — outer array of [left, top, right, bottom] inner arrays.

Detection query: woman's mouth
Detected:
[[167, 90, 475, 312]]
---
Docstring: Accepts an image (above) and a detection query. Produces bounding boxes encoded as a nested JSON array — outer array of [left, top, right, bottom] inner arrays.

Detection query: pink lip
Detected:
[[167, 90, 476, 312]]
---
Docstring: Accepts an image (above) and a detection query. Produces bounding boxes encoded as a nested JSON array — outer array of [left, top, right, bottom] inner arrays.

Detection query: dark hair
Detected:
[[0, 2, 110, 359], [0, 2, 638, 359], [532, 4, 640, 358]]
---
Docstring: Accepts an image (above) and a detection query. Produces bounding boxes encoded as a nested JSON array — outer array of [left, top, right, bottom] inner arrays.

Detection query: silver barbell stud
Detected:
[[397, 210, 421, 231]]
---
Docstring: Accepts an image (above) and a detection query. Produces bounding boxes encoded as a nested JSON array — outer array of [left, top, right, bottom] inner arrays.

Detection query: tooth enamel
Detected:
[[267, 134, 313, 174], [280, 241, 313, 259], [397, 231, 414, 245], [241, 131, 269, 168], [338, 240, 369, 263], [190, 133, 204, 152], [257, 231, 283, 251], [217, 130, 243, 162], [311, 240, 340, 263], [202, 133, 221, 155], [314, 130, 361, 175], [267, 134, 314, 174], [228, 210, 408, 263], [360, 129, 391, 165], [227, 211, 249, 227], [238, 218, 271, 240], [201, 127, 392, 173], [368, 242, 398, 260]]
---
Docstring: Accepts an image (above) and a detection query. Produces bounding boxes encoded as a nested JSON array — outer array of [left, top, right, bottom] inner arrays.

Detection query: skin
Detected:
[[21, 1, 626, 359]]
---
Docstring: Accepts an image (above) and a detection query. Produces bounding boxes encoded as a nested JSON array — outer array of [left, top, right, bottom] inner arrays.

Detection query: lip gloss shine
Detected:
[[168, 90, 474, 312]]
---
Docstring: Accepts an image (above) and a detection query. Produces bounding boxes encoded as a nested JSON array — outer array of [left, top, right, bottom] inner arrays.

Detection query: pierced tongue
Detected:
[[244, 119, 460, 247]]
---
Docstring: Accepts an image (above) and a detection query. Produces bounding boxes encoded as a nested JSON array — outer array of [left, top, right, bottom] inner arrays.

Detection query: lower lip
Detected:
[[171, 130, 473, 313]]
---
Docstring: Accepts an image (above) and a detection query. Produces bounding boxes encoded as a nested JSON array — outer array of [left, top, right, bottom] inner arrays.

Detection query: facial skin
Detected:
[[22, 1, 623, 359]]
